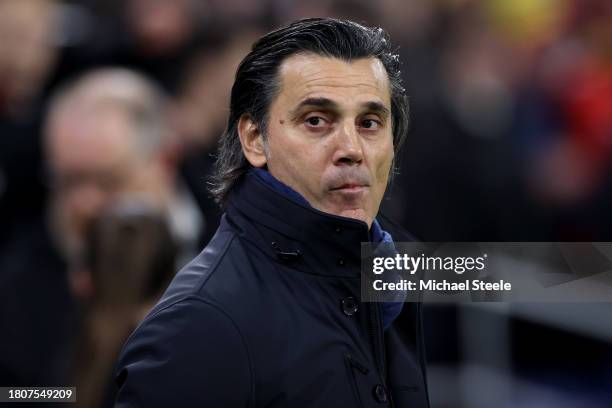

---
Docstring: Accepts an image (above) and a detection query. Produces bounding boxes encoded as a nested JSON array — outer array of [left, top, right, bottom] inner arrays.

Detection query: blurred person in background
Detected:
[[44, 68, 201, 407], [45, 68, 202, 298]]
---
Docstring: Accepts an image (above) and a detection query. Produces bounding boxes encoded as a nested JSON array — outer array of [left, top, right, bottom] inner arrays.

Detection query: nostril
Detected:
[[337, 157, 361, 165]]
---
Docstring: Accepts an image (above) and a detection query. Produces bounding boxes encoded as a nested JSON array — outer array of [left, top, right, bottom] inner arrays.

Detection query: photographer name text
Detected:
[[372, 279, 512, 292]]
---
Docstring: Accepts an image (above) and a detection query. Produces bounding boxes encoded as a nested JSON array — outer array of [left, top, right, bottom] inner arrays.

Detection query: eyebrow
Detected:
[[290, 97, 338, 118], [289, 97, 390, 119], [361, 101, 390, 117]]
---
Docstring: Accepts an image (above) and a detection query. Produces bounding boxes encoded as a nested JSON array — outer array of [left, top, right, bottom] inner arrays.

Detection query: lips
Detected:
[[325, 169, 371, 194], [330, 183, 369, 192]]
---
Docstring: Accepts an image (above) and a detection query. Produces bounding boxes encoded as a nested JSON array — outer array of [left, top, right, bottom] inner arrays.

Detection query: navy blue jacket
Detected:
[[114, 172, 430, 407]]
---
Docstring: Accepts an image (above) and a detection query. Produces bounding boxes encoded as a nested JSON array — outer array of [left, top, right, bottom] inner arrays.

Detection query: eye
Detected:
[[304, 115, 329, 129], [360, 118, 382, 130]]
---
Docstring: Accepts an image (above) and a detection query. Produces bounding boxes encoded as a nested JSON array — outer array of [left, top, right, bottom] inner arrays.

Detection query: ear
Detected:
[[238, 114, 267, 168]]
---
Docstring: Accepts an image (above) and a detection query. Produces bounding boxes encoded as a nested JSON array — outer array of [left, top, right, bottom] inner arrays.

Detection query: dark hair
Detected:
[[210, 17, 409, 205]]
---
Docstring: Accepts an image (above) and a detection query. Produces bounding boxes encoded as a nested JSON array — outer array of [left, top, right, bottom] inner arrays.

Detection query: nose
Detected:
[[332, 120, 364, 166]]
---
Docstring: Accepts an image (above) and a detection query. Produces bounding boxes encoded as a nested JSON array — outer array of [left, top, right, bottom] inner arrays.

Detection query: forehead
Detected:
[[276, 53, 391, 108], [48, 106, 135, 171]]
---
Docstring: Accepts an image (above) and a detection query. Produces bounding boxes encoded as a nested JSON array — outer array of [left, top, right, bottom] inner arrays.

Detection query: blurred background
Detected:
[[0, 0, 611, 407]]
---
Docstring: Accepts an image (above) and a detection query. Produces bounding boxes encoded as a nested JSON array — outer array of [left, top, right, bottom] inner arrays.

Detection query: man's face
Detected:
[[263, 53, 394, 227], [46, 106, 158, 258]]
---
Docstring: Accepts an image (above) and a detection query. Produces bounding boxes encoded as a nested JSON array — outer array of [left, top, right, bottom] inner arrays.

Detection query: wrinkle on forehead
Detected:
[[277, 53, 391, 105]]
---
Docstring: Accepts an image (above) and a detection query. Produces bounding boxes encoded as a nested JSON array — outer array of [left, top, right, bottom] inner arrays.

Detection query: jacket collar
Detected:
[[250, 168, 392, 244], [227, 170, 372, 278]]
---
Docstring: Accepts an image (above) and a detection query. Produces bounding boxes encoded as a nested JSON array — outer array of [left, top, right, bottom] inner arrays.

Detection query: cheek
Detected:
[[270, 129, 328, 176], [374, 142, 394, 185]]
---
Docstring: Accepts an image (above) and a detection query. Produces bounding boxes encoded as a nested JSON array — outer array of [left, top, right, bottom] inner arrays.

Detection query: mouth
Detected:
[[330, 183, 369, 194]]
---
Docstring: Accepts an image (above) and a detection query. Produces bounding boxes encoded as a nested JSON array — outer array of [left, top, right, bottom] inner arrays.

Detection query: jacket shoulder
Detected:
[[158, 218, 272, 313], [114, 221, 258, 407], [114, 295, 253, 407]]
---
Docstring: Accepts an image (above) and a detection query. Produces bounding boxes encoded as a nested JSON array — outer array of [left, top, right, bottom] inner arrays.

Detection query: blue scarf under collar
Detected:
[[251, 168, 404, 329]]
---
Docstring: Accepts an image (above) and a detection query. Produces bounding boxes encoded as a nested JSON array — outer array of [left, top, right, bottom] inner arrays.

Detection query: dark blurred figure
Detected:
[[0, 0, 72, 390], [172, 31, 258, 245], [117, 0, 203, 93], [514, 0, 612, 240], [52, 0, 206, 95], [0, 0, 60, 245], [74, 206, 177, 408]]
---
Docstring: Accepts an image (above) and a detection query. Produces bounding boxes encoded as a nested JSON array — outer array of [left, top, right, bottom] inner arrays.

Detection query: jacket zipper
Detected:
[[368, 302, 394, 407]]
